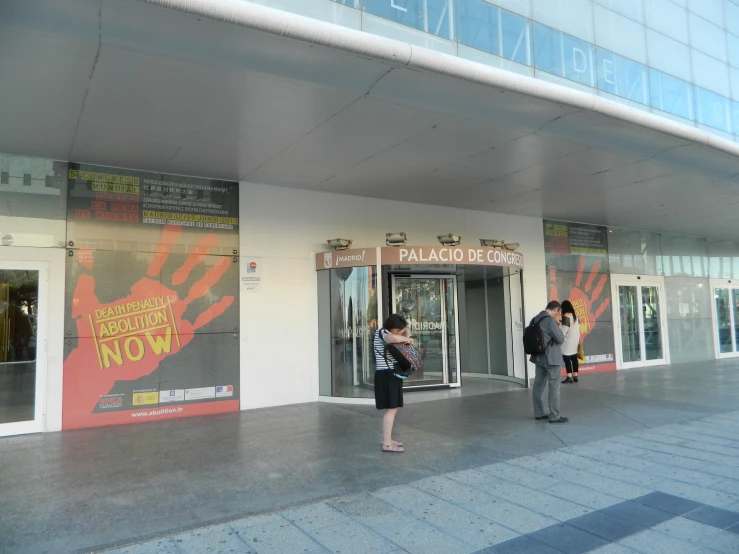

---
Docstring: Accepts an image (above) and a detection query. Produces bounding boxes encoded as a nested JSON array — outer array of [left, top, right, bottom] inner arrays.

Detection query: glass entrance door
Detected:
[[391, 275, 459, 387], [712, 284, 739, 358], [612, 276, 668, 369], [0, 261, 47, 436]]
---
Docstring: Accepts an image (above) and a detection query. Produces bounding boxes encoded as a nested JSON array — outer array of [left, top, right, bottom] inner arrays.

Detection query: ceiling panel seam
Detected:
[[68, 0, 103, 160], [240, 68, 396, 181]]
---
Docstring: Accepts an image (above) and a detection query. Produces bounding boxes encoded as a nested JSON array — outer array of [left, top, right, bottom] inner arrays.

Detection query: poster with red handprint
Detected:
[[544, 220, 616, 372], [62, 164, 240, 430]]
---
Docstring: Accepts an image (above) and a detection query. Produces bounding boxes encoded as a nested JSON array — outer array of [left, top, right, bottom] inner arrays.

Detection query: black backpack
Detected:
[[523, 314, 549, 355]]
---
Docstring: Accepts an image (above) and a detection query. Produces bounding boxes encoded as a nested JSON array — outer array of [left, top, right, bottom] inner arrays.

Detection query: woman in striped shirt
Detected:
[[374, 314, 414, 453]]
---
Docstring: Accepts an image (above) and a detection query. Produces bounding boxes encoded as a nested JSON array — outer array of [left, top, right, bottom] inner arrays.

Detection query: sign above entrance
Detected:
[[381, 246, 524, 269], [315, 246, 524, 270], [316, 248, 378, 271]]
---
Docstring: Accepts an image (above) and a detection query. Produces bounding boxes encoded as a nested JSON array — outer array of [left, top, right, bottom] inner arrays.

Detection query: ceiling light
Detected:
[[326, 238, 352, 250], [386, 232, 407, 246], [437, 234, 462, 246]]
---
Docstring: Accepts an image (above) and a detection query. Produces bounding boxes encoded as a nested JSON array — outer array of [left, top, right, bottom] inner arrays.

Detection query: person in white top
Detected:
[[560, 300, 581, 384]]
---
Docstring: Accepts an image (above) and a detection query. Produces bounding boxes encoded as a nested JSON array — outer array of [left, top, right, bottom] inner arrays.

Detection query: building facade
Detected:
[[2, 0, 739, 436]]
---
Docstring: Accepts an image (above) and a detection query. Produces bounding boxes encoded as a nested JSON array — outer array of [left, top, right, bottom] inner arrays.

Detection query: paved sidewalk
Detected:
[[2, 359, 739, 553], [102, 411, 739, 554]]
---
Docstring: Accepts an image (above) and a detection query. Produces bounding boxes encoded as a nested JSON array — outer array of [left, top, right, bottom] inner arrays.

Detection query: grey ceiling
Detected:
[[2, 0, 739, 239]]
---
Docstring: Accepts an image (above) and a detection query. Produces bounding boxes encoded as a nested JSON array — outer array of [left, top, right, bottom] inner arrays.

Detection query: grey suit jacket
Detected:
[[529, 311, 565, 367]]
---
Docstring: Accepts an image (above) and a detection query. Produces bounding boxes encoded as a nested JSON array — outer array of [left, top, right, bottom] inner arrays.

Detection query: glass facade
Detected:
[[255, 0, 739, 141], [327, 266, 378, 398], [607, 228, 739, 365]]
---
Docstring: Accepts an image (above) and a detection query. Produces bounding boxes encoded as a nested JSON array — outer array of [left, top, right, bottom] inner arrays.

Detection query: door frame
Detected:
[[390, 273, 461, 389], [0, 259, 49, 436], [709, 279, 739, 359], [611, 275, 670, 370]]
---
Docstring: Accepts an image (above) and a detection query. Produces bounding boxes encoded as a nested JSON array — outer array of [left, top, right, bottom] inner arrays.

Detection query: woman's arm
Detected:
[[384, 331, 414, 345]]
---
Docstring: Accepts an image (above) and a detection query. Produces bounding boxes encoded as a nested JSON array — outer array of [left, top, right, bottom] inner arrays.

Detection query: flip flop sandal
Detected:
[[381, 443, 404, 453]]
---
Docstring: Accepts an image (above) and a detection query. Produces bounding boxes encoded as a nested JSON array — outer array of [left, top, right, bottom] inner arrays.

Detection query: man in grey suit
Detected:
[[530, 301, 569, 423]]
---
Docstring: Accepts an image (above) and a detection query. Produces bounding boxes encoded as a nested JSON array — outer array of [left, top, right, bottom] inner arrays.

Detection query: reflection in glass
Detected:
[[533, 23, 563, 77], [456, 0, 500, 56], [444, 276, 458, 384], [0, 270, 39, 424], [393, 276, 456, 387], [695, 87, 732, 133], [596, 48, 649, 105], [456, 1, 530, 65], [0, 154, 67, 248], [716, 288, 732, 353], [562, 33, 594, 87], [642, 286, 663, 360], [362, 0, 454, 40], [619, 285, 641, 363], [500, 8, 530, 65], [732, 102, 739, 138], [733, 290, 739, 353], [649, 69, 694, 121], [329, 266, 377, 398]]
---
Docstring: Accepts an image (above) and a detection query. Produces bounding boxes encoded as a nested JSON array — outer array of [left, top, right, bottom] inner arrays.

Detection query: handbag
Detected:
[[577, 342, 585, 363]]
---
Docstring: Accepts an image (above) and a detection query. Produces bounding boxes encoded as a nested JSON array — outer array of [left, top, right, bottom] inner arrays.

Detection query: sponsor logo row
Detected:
[[99, 386, 233, 409]]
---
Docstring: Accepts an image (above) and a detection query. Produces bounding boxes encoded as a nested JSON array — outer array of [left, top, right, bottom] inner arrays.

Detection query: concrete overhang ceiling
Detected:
[[2, 0, 739, 239]]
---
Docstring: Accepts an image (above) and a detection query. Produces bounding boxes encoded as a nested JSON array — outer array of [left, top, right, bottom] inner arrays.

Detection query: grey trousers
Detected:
[[533, 364, 561, 421]]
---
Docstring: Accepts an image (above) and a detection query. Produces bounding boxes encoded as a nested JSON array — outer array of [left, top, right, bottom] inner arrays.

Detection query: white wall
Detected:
[[239, 183, 547, 410]]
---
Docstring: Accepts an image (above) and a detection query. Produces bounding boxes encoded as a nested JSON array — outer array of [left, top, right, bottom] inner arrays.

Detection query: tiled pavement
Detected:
[[103, 411, 739, 554]]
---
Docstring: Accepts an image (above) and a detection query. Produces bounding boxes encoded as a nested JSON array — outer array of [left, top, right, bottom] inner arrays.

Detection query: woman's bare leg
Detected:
[[382, 408, 402, 450]]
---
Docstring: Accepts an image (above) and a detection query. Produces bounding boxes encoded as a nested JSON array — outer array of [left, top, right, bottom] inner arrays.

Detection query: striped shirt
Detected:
[[374, 329, 393, 371]]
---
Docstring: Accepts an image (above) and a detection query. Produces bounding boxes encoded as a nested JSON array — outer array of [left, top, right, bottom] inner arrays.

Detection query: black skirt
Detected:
[[374, 370, 404, 410]]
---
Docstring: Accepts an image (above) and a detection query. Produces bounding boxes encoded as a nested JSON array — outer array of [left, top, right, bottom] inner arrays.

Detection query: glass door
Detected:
[[711, 283, 739, 358], [0, 261, 48, 436], [612, 276, 668, 369], [391, 275, 460, 388]]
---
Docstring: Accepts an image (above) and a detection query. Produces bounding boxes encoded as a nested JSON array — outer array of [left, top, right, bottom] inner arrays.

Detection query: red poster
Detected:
[[63, 164, 240, 430]]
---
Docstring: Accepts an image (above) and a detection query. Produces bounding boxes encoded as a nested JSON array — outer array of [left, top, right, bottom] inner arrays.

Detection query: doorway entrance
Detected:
[[391, 275, 460, 388], [611, 275, 669, 369], [0, 260, 48, 436], [710, 280, 739, 358]]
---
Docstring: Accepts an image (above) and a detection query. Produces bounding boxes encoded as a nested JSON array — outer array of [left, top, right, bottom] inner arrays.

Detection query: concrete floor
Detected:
[[1, 359, 739, 553]]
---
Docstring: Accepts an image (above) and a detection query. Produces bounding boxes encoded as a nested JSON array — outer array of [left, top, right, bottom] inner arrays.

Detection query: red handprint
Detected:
[[63, 225, 234, 429], [549, 255, 610, 340]]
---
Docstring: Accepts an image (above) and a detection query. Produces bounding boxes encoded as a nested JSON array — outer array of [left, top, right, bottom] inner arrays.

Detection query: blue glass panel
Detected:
[[596, 48, 649, 105], [732, 102, 739, 136], [649, 69, 694, 120], [562, 33, 594, 87], [500, 9, 530, 65], [694, 87, 732, 133], [456, 0, 500, 56], [362, 0, 453, 40], [533, 23, 563, 76]]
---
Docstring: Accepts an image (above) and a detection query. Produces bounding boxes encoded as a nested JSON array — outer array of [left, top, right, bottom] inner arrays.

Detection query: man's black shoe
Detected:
[[535, 415, 550, 420], [549, 417, 569, 424]]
